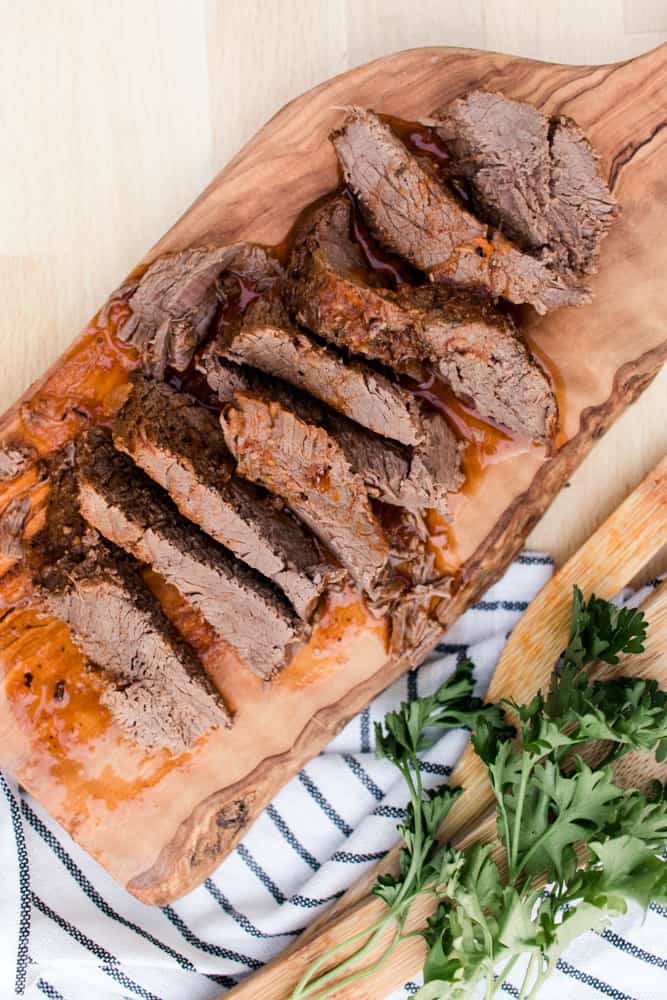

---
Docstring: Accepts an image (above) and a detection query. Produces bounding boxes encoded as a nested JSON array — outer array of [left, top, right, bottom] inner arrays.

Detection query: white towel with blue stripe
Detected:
[[2, 553, 666, 1000]]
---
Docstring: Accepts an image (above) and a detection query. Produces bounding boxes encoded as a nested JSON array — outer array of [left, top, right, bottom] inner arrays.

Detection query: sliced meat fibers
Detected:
[[34, 453, 229, 752], [208, 300, 464, 505], [0, 496, 30, 559], [432, 91, 616, 279], [0, 443, 35, 481], [219, 290, 424, 445], [113, 375, 337, 620], [288, 197, 494, 379], [78, 429, 305, 678], [204, 355, 462, 513], [46, 552, 230, 751], [331, 108, 586, 314], [288, 197, 556, 442], [220, 390, 390, 595], [323, 395, 462, 512], [118, 243, 282, 377]]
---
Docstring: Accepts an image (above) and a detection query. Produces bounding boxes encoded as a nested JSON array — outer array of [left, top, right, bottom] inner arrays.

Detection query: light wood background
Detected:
[[2, 0, 666, 572]]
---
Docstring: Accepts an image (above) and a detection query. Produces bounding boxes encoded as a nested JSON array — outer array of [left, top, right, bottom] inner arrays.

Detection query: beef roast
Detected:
[[288, 197, 556, 442], [113, 376, 338, 619], [331, 108, 587, 314], [33, 452, 229, 753], [217, 290, 425, 445], [77, 429, 305, 678], [204, 355, 463, 513], [118, 243, 282, 377], [220, 390, 390, 594], [432, 91, 616, 277]]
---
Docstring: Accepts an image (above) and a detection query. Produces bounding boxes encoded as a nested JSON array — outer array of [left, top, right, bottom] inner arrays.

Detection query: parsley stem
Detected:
[[391, 758, 425, 912], [290, 913, 394, 998], [294, 921, 391, 999], [509, 758, 532, 878], [486, 954, 520, 999], [518, 953, 538, 1000], [495, 783, 512, 874], [292, 755, 429, 1000], [299, 925, 403, 1000]]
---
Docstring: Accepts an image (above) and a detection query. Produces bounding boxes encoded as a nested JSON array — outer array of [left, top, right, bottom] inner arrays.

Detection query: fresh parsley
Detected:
[[290, 587, 666, 1000], [290, 660, 509, 1000], [564, 585, 648, 667]]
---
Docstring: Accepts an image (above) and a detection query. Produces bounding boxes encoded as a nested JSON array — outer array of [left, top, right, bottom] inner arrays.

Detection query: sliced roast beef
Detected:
[[432, 91, 616, 277], [204, 355, 463, 513], [113, 376, 338, 619], [77, 429, 305, 678], [288, 197, 556, 442], [324, 397, 462, 512], [0, 443, 35, 481], [331, 108, 587, 313], [46, 551, 231, 752], [33, 452, 229, 753], [220, 390, 390, 594], [217, 291, 425, 445], [546, 118, 617, 273], [0, 496, 30, 558], [118, 243, 281, 377]]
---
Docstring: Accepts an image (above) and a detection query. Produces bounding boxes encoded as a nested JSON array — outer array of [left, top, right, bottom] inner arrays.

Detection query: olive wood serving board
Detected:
[[0, 43, 666, 906]]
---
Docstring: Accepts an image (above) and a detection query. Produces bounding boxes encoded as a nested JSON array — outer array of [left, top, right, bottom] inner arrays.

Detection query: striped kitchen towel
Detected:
[[2, 554, 666, 1000]]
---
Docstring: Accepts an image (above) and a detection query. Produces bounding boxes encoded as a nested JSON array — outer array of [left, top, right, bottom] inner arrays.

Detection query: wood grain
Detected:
[[0, 42, 666, 908], [227, 472, 667, 1000]]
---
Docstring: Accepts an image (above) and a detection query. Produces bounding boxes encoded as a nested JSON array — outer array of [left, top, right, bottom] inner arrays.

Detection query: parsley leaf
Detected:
[[515, 759, 623, 882], [375, 658, 512, 764], [547, 662, 667, 762], [578, 835, 667, 911], [564, 585, 647, 667], [423, 844, 507, 993]]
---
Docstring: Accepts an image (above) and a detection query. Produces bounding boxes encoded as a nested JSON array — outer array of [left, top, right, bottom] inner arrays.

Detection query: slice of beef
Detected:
[[33, 452, 229, 753], [432, 91, 616, 277], [333, 108, 483, 269], [546, 118, 617, 273], [0, 496, 30, 558], [331, 108, 587, 314], [47, 551, 230, 752], [118, 243, 282, 377], [113, 376, 338, 619], [288, 198, 556, 442], [432, 91, 555, 249], [220, 390, 390, 594], [324, 397, 462, 512], [217, 291, 425, 445], [0, 443, 35, 481], [77, 429, 305, 678], [204, 356, 462, 513]]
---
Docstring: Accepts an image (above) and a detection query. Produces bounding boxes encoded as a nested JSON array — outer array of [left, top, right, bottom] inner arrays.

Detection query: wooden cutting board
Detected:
[[0, 43, 666, 906]]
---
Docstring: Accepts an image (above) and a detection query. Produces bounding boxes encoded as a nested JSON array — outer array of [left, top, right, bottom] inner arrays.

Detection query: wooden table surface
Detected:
[[2, 0, 666, 574]]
